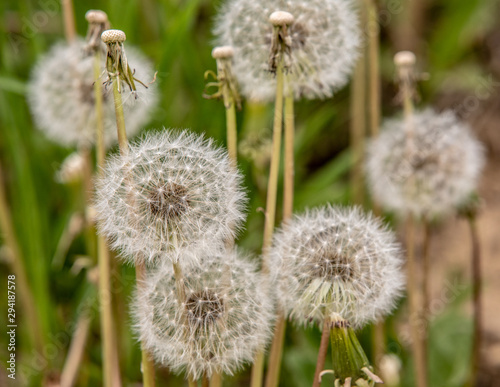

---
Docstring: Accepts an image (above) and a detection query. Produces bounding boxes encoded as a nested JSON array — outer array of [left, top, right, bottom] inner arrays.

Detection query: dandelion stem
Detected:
[[188, 376, 197, 387], [202, 374, 210, 387], [468, 213, 482, 385], [365, 1, 384, 363], [264, 72, 294, 387], [221, 74, 238, 165], [349, 43, 366, 205], [136, 261, 157, 387], [265, 311, 286, 387], [405, 215, 427, 387], [95, 52, 122, 387], [61, 0, 76, 43], [312, 319, 331, 387], [421, 221, 432, 366], [210, 372, 223, 387], [60, 307, 92, 387], [251, 55, 285, 387], [110, 72, 155, 387]]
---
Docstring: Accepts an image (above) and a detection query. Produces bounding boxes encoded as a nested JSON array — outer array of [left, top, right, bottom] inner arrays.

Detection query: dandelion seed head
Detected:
[[269, 11, 294, 26], [28, 40, 158, 148], [271, 205, 404, 328], [393, 50, 416, 67], [94, 129, 248, 265], [85, 9, 108, 24], [214, 0, 361, 101], [366, 109, 485, 219], [132, 247, 273, 379], [101, 29, 126, 43]]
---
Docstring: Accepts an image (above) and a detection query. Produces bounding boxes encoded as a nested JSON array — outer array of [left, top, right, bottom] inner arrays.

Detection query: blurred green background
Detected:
[[1, 0, 499, 386]]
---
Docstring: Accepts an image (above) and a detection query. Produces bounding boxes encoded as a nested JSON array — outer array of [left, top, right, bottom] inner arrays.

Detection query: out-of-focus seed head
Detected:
[[212, 46, 234, 59], [214, 0, 361, 101], [85, 9, 108, 24], [94, 129, 248, 265], [394, 51, 416, 67], [132, 246, 273, 379], [269, 11, 294, 26], [366, 109, 485, 219], [271, 205, 404, 328], [56, 151, 86, 184], [28, 40, 158, 148]]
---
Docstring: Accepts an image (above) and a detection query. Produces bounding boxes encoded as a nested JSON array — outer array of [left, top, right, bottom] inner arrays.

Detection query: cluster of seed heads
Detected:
[[366, 109, 484, 219], [215, 0, 360, 101], [94, 130, 247, 265], [28, 40, 157, 148], [132, 246, 273, 379], [271, 205, 404, 328]]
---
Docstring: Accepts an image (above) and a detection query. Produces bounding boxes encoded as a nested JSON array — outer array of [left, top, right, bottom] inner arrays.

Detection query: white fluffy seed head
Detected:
[[101, 29, 126, 43], [214, 0, 361, 101], [94, 129, 248, 265], [28, 40, 158, 148], [270, 205, 404, 328], [132, 246, 274, 379], [366, 109, 485, 219], [56, 151, 86, 183], [269, 11, 294, 26]]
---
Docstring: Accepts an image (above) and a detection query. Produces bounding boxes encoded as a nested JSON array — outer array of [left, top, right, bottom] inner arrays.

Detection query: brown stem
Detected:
[[210, 372, 223, 387], [61, 0, 76, 43], [312, 319, 331, 387], [468, 215, 482, 385], [349, 44, 366, 205], [406, 215, 427, 387], [202, 374, 210, 387], [372, 321, 385, 372], [421, 220, 432, 369], [265, 312, 286, 387], [60, 311, 92, 387]]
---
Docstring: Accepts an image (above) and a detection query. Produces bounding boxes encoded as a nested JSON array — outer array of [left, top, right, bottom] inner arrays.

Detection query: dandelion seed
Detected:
[[28, 39, 157, 148], [132, 246, 273, 379], [271, 205, 404, 328], [214, 0, 361, 101], [365, 109, 485, 219], [94, 129, 247, 265]]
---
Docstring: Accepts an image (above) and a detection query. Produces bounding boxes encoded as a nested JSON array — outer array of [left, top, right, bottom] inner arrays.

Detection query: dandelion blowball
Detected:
[[132, 247, 273, 379], [94, 130, 247, 265], [271, 205, 404, 328], [366, 109, 485, 219], [214, 0, 361, 101], [28, 41, 157, 148]]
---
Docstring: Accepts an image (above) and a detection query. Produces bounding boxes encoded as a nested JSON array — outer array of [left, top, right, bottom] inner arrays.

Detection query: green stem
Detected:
[[188, 376, 197, 387], [251, 58, 284, 387], [0, 163, 45, 356], [421, 221, 432, 371], [221, 77, 237, 165], [111, 75, 155, 386], [95, 53, 121, 387], [283, 86, 294, 221]]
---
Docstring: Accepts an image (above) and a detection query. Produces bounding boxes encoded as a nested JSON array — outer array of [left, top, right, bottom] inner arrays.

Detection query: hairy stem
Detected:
[[312, 319, 331, 387], [468, 214, 482, 385]]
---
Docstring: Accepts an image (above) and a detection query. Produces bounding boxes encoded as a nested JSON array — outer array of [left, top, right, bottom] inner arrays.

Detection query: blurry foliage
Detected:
[[0, 0, 496, 385]]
